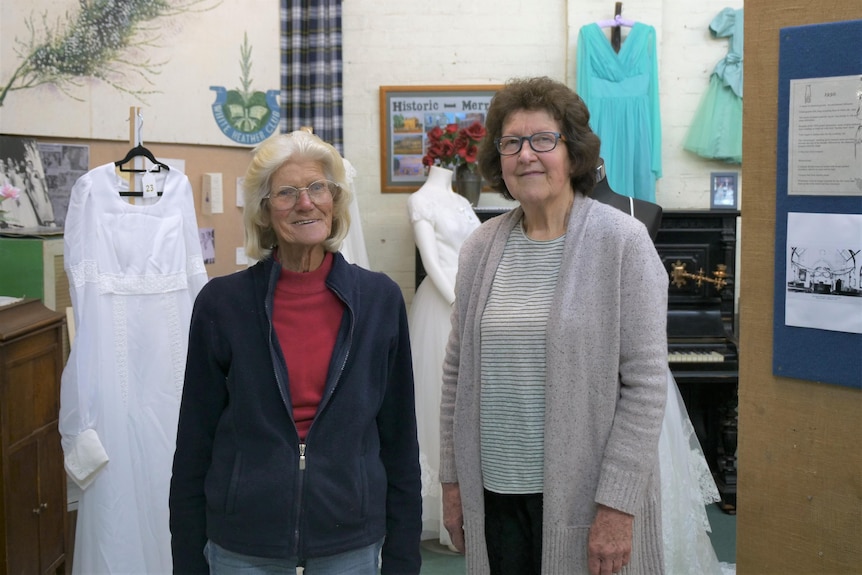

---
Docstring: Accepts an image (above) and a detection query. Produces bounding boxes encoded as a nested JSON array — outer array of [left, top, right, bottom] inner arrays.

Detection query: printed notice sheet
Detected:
[[787, 75, 862, 196]]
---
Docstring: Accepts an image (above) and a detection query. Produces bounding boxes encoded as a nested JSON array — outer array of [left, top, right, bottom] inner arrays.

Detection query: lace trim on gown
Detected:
[[660, 369, 734, 575]]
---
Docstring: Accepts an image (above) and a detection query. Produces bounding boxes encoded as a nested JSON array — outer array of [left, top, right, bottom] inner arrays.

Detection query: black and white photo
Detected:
[[710, 171, 739, 210]]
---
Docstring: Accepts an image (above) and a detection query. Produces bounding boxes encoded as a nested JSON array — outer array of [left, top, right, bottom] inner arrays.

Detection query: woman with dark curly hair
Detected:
[[439, 76, 668, 575]]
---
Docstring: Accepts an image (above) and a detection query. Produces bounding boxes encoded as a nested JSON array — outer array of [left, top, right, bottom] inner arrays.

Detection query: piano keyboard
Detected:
[[668, 350, 725, 363]]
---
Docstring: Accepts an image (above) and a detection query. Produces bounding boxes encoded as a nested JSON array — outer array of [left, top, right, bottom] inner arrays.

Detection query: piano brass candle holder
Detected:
[[670, 261, 728, 291]]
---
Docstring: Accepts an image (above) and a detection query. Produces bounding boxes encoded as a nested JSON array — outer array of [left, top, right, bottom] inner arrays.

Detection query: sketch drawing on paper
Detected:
[[0, 0, 219, 107], [784, 212, 862, 335], [787, 247, 861, 297], [785, 245, 862, 334]]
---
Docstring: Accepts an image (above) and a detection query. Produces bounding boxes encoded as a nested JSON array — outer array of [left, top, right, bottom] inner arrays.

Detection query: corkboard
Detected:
[[33, 136, 253, 280], [738, 4, 862, 574], [771, 21, 862, 388]]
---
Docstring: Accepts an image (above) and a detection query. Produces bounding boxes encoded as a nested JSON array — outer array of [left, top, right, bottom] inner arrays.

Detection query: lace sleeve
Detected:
[[406, 193, 435, 225]]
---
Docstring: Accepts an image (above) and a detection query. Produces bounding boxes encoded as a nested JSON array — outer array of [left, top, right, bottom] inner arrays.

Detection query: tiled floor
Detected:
[[706, 501, 737, 564]]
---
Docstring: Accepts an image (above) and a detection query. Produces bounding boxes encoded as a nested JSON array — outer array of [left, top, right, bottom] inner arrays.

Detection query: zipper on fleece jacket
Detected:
[[291, 336, 352, 555], [292, 287, 354, 555], [264, 266, 307, 556], [265, 263, 356, 559], [294, 443, 306, 551]]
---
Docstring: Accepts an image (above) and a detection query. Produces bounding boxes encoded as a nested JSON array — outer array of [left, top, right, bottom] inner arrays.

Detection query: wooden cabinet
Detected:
[[0, 299, 66, 575]]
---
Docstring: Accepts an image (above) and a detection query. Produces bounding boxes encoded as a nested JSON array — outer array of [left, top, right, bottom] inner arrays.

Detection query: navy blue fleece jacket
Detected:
[[170, 253, 421, 573]]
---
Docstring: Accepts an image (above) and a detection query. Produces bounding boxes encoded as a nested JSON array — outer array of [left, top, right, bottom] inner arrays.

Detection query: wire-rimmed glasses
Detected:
[[264, 180, 339, 210], [494, 132, 568, 156]]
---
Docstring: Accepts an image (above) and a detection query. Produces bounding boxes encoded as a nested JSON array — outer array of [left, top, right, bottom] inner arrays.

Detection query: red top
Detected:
[[272, 252, 344, 441]]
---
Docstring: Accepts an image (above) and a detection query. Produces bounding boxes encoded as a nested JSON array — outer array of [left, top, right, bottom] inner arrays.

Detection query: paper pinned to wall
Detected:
[[784, 212, 862, 334], [787, 75, 862, 196]]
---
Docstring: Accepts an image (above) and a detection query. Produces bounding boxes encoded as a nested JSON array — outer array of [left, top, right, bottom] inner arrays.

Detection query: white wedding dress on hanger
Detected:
[[60, 164, 207, 574]]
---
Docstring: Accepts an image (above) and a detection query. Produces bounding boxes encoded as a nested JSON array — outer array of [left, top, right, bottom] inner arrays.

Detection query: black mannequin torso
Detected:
[[591, 164, 662, 241]]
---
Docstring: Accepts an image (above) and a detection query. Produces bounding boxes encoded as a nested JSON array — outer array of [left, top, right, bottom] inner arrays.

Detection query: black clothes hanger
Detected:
[[114, 111, 170, 173], [116, 155, 167, 197], [115, 110, 169, 197], [114, 144, 170, 173]]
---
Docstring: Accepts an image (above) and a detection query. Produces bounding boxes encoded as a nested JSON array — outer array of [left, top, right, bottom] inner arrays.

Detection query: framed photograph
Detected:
[[710, 171, 739, 210], [0, 135, 58, 232], [37, 142, 90, 228], [379, 85, 502, 193]]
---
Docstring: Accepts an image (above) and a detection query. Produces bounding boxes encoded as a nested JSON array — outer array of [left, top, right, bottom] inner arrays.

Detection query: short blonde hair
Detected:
[[242, 131, 352, 261]]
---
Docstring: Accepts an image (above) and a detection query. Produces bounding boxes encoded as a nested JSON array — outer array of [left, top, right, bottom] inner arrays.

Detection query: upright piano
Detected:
[[655, 209, 740, 513]]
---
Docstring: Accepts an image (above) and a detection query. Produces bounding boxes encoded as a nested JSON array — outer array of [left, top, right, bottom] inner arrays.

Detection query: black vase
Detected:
[[454, 165, 481, 207]]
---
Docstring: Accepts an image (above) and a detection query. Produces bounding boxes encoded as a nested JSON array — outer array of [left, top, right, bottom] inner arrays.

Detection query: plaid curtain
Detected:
[[281, 0, 344, 154]]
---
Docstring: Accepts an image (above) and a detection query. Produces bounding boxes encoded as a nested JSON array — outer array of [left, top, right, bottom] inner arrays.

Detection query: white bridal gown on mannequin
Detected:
[[60, 164, 208, 574], [660, 370, 737, 575], [407, 166, 479, 545]]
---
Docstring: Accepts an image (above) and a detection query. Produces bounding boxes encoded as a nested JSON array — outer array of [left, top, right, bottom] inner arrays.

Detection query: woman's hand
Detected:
[[587, 504, 633, 575], [442, 482, 465, 553]]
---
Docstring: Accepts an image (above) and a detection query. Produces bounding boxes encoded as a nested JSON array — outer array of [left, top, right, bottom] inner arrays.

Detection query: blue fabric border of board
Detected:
[[773, 19, 862, 388]]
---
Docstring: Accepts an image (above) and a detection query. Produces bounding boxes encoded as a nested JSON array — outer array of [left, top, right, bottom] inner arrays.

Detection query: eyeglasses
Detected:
[[265, 180, 339, 210], [494, 132, 567, 156]]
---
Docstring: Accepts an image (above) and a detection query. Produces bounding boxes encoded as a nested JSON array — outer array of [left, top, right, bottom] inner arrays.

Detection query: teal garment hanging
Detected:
[[684, 8, 744, 164], [576, 22, 662, 203]]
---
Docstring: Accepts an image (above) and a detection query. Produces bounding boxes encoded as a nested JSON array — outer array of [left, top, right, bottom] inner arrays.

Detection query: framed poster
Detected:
[[0, 135, 57, 232], [379, 85, 501, 193], [710, 171, 739, 210]]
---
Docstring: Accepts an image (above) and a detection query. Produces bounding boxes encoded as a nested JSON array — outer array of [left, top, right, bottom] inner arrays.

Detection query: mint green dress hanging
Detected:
[[684, 8, 744, 164]]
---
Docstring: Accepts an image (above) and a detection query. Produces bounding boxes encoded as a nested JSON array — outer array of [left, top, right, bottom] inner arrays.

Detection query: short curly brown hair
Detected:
[[477, 76, 601, 201]]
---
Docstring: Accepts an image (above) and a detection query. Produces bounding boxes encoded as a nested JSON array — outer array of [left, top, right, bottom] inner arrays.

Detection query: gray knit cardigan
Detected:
[[440, 194, 668, 574]]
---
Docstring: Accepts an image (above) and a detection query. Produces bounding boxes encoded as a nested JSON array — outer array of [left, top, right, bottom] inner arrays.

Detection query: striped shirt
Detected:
[[480, 221, 565, 493]]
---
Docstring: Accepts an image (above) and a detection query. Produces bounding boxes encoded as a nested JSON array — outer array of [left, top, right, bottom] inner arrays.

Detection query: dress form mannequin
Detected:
[[592, 161, 731, 574], [590, 161, 662, 240], [406, 165, 479, 546]]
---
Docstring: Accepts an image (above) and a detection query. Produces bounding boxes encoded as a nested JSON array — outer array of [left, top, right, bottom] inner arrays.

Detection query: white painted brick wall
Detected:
[[343, 0, 743, 301]]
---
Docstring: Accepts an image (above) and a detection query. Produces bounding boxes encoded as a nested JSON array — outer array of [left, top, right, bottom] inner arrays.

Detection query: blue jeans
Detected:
[[204, 539, 384, 575]]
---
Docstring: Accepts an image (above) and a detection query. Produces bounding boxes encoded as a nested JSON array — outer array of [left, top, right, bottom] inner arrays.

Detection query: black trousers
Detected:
[[483, 489, 544, 575]]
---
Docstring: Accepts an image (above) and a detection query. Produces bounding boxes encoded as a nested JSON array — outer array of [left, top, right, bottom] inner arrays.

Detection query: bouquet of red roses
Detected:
[[422, 121, 486, 172]]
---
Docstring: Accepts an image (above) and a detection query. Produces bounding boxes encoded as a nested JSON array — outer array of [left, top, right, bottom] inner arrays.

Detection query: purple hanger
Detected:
[[596, 13, 636, 28]]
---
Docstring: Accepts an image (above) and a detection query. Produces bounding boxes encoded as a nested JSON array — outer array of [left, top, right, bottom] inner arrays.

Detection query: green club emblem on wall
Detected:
[[210, 32, 280, 145]]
